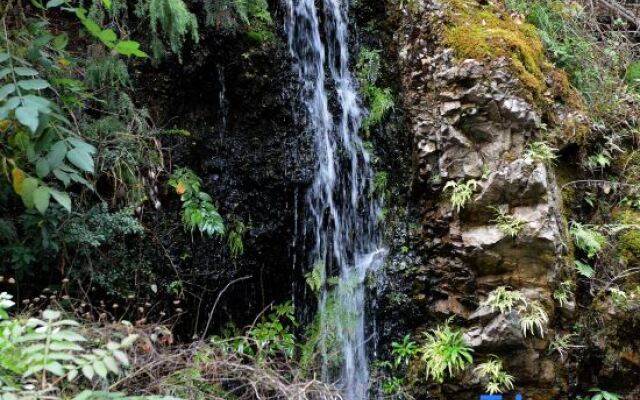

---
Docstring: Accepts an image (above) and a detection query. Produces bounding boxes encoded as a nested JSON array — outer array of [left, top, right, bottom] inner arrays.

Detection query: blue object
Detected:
[[480, 396, 503, 400]]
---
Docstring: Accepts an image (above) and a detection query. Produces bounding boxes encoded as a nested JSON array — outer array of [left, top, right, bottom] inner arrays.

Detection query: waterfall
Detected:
[[287, 0, 386, 398]]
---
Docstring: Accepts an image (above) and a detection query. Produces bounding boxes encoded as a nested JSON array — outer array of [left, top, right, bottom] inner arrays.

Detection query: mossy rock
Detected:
[[614, 209, 640, 265], [441, 0, 579, 107]]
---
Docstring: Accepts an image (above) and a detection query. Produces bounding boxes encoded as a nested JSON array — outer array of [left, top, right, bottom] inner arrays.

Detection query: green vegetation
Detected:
[[442, 0, 562, 95], [491, 208, 527, 237], [506, 0, 634, 118], [525, 141, 558, 165], [420, 320, 473, 383], [483, 287, 526, 314], [570, 221, 606, 258], [518, 301, 549, 338], [443, 179, 478, 212], [135, 0, 198, 61], [168, 168, 225, 237], [474, 357, 515, 394], [356, 48, 394, 132], [0, 293, 139, 397]]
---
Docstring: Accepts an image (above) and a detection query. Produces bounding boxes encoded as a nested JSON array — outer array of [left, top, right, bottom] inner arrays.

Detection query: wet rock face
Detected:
[[137, 34, 314, 330], [391, 0, 582, 397]]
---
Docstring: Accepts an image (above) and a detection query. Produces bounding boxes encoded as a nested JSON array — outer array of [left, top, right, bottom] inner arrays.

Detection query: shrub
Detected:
[[420, 320, 473, 383]]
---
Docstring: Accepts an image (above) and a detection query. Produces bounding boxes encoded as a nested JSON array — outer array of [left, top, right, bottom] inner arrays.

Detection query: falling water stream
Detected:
[[287, 0, 386, 398]]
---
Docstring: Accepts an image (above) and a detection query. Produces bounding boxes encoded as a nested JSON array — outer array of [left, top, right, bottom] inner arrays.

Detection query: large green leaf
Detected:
[[17, 79, 50, 90], [47, 141, 68, 168], [46, 0, 65, 7], [99, 29, 117, 45], [114, 40, 148, 58], [33, 185, 51, 214], [0, 83, 15, 100], [50, 189, 71, 212], [13, 67, 39, 76], [0, 97, 21, 119], [0, 53, 9, 63], [36, 157, 50, 178], [0, 67, 11, 79], [67, 148, 94, 173], [15, 105, 39, 133], [20, 177, 38, 208]]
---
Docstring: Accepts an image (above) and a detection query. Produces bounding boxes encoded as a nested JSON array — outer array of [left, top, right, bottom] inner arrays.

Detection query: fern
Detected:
[[491, 208, 527, 237], [420, 319, 473, 383], [137, 0, 199, 61], [483, 286, 526, 314], [474, 357, 515, 394], [518, 301, 549, 338], [443, 179, 478, 212], [570, 221, 605, 258]]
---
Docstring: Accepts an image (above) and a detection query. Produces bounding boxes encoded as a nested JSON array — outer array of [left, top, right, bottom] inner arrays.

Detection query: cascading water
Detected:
[[287, 0, 386, 398]]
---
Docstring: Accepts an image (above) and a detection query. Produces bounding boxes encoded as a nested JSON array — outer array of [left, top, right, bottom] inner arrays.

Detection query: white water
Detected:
[[286, 0, 385, 398]]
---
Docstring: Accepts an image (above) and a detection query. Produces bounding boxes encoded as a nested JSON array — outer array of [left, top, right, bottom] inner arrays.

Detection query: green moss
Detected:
[[443, 0, 547, 93], [442, 0, 581, 106], [618, 230, 640, 264]]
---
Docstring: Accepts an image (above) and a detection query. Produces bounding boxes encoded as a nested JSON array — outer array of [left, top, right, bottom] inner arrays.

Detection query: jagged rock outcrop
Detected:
[[391, 0, 589, 398]]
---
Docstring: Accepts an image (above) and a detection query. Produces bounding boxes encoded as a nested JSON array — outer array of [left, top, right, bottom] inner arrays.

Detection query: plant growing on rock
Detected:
[[443, 179, 478, 212], [570, 221, 606, 258], [518, 300, 549, 338], [582, 388, 621, 400], [553, 280, 574, 308], [575, 260, 595, 278], [474, 357, 515, 394], [491, 207, 528, 237], [548, 333, 581, 362], [524, 141, 558, 164], [391, 334, 418, 368], [483, 286, 527, 314], [168, 168, 225, 237], [419, 319, 473, 383]]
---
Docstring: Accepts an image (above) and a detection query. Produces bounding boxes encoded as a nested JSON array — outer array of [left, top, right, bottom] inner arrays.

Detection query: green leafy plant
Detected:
[[570, 221, 606, 258], [518, 301, 549, 338], [227, 219, 247, 258], [390, 334, 418, 368], [0, 293, 137, 393], [524, 141, 557, 164], [610, 288, 629, 309], [575, 259, 595, 278], [491, 207, 527, 237], [0, 47, 96, 214], [168, 168, 225, 237], [443, 179, 478, 212], [585, 388, 621, 400], [136, 0, 199, 61], [305, 261, 325, 295], [548, 333, 580, 361], [420, 319, 473, 383], [483, 286, 526, 314], [553, 280, 573, 308], [75, 8, 148, 57], [356, 48, 394, 131], [474, 357, 515, 394]]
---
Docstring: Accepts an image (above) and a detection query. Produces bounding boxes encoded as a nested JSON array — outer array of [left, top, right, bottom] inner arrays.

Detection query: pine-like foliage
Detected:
[[137, 0, 199, 61]]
